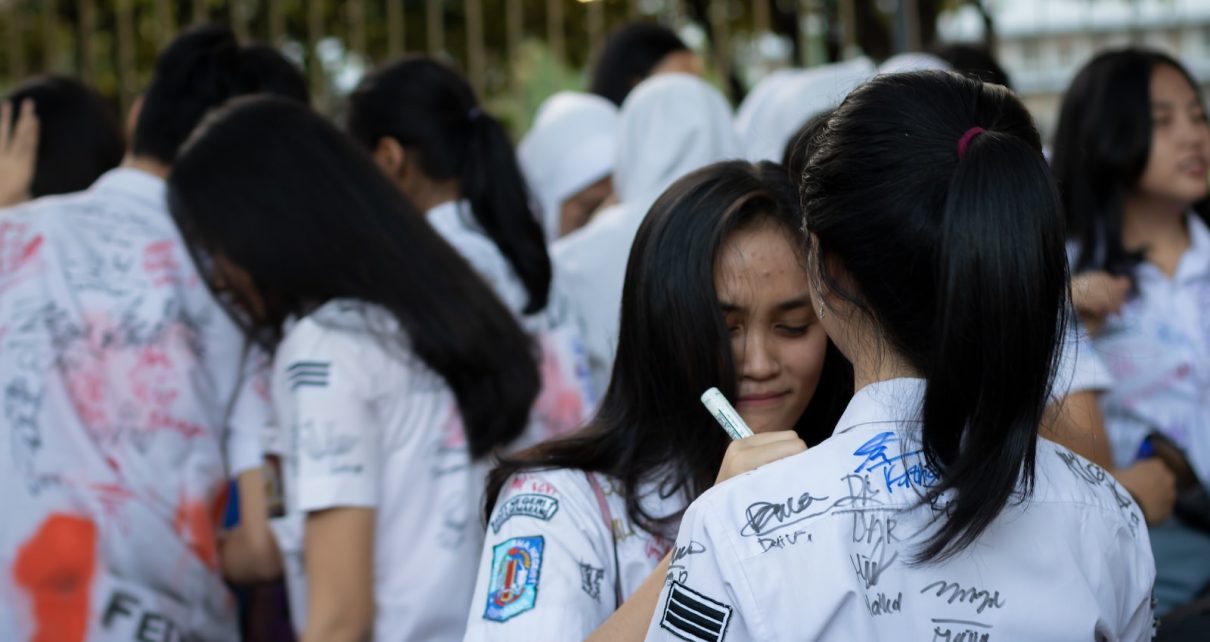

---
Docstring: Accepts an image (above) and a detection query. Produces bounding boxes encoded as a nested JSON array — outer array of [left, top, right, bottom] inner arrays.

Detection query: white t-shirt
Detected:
[[427, 200, 596, 445], [0, 168, 269, 641], [463, 468, 687, 641], [645, 378, 1155, 642], [1079, 214, 1210, 482], [270, 299, 479, 641]]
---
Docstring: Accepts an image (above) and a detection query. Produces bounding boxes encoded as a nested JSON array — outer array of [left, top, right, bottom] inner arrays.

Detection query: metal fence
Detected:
[[0, 0, 855, 117]]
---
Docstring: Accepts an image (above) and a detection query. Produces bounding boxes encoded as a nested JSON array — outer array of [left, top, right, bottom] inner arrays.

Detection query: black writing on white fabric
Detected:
[[659, 582, 732, 642]]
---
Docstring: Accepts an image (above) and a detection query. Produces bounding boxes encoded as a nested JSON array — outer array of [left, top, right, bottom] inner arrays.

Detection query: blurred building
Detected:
[[940, 0, 1210, 140]]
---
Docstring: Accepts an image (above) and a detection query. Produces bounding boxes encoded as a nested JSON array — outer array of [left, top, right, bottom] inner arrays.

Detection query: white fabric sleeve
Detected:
[[644, 495, 760, 642], [463, 470, 614, 641], [224, 345, 273, 475], [280, 322, 382, 512]]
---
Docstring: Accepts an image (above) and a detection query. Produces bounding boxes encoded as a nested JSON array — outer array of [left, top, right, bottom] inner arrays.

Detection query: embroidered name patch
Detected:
[[659, 582, 732, 642], [490, 494, 560, 533], [483, 536, 544, 622]]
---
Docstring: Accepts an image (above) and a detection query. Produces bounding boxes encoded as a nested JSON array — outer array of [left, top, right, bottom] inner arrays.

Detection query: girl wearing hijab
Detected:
[[463, 161, 851, 641], [167, 96, 540, 641], [518, 91, 619, 242], [1053, 47, 1210, 616], [644, 70, 1153, 642], [553, 73, 739, 392], [348, 57, 594, 448]]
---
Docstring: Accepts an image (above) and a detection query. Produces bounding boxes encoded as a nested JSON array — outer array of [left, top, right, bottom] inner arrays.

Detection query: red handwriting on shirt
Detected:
[[142, 239, 182, 288]]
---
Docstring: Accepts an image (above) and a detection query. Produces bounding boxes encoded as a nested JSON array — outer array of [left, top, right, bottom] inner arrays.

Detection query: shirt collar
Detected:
[[831, 377, 926, 437], [90, 167, 166, 206], [1175, 213, 1210, 282]]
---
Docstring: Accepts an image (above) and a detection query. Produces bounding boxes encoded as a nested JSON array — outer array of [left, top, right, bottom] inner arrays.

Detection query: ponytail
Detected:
[[348, 57, 552, 314], [462, 112, 552, 314], [802, 71, 1069, 562], [918, 129, 1068, 561]]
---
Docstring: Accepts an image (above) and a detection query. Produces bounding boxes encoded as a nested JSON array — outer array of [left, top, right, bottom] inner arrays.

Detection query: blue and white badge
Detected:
[[484, 535, 545, 622]]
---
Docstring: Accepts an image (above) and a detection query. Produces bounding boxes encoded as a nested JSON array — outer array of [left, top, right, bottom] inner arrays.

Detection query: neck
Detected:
[[122, 155, 171, 179], [409, 179, 462, 214], [849, 343, 921, 392], [1121, 191, 1189, 255]]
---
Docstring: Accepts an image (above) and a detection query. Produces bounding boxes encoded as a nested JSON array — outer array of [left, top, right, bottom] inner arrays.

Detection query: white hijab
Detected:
[[518, 92, 619, 243], [552, 73, 738, 392], [877, 52, 951, 75], [740, 57, 875, 163]]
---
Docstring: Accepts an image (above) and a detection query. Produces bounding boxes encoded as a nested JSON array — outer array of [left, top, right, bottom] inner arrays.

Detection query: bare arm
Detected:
[[300, 507, 376, 642], [219, 468, 285, 584]]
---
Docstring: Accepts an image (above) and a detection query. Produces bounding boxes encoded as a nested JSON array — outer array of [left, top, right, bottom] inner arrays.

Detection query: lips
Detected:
[[737, 391, 788, 405], [1178, 156, 1208, 177]]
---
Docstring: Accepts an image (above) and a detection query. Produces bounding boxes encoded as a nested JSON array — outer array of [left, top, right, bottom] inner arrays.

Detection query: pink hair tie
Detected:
[[957, 126, 985, 159]]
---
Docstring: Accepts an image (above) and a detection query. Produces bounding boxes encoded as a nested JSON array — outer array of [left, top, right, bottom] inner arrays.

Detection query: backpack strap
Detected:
[[584, 471, 625, 609]]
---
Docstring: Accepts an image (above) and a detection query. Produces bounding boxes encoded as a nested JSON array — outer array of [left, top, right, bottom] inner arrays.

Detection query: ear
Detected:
[[125, 95, 143, 141], [372, 136, 406, 179]]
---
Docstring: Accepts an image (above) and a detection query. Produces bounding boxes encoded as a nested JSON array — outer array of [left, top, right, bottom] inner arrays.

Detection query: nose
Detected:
[[739, 329, 780, 382]]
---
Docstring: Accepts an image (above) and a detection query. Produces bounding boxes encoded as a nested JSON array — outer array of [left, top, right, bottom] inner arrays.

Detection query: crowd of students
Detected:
[[0, 17, 1206, 642]]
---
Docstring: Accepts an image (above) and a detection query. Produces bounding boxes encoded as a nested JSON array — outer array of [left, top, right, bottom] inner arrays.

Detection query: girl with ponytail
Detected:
[[643, 71, 1155, 641], [348, 57, 594, 450]]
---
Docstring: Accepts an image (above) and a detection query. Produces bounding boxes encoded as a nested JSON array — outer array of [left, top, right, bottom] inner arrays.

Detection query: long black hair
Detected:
[[5, 75, 124, 197], [167, 96, 539, 459], [1052, 48, 1208, 275], [802, 71, 1069, 562], [590, 22, 690, 106], [347, 56, 551, 315], [485, 161, 852, 535]]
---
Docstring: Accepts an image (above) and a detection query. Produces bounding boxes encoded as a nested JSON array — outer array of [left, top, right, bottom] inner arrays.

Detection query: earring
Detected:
[[818, 303, 826, 320]]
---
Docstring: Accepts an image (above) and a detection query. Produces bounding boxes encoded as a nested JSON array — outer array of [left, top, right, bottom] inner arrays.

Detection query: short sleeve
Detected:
[[644, 495, 760, 642], [463, 470, 614, 641], [224, 345, 273, 475], [279, 323, 382, 512]]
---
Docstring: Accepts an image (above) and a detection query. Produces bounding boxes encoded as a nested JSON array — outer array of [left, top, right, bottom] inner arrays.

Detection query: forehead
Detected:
[[1150, 64, 1199, 103], [714, 223, 809, 301]]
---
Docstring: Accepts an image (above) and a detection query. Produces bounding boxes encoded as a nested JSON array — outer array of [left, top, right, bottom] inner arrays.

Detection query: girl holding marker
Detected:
[[166, 97, 539, 642], [462, 161, 852, 641], [642, 71, 1154, 641], [1053, 48, 1210, 616]]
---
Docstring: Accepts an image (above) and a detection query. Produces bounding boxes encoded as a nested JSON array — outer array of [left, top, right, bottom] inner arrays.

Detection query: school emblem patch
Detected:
[[483, 535, 545, 622]]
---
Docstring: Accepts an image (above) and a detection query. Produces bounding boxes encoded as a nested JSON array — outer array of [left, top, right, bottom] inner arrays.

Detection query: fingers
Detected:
[[0, 101, 11, 151], [12, 100, 39, 160]]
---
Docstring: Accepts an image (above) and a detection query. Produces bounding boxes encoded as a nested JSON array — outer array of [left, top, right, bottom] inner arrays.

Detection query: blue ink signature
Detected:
[[853, 432, 939, 494]]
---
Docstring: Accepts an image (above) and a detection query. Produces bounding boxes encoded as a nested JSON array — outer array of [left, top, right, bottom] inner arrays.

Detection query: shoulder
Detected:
[[1031, 439, 1147, 537], [276, 301, 406, 387]]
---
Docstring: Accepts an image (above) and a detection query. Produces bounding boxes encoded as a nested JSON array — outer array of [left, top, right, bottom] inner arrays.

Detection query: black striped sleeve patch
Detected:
[[286, 361, 331, 390], [659, 582, 732, 642]]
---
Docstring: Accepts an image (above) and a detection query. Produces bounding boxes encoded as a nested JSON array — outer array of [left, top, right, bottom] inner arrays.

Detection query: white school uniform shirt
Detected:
[[0, 168, 269, 641], [428, 200, 595, 446], [1080, 213, 1210, 483], [645, 378, 1155, 642], [463, 468, 688, 641], [553, 74, 740, 392], [270, 299, 479, 641]]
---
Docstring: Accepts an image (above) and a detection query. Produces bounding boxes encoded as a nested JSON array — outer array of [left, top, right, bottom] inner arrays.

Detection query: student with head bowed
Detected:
[[348, 56, 595, 448], [1053, 47, 1210, 616], [0, 25, 308, 641], [518, 91, 619, 242], [463, 160, 851, 641], [644, 70, 1154, 642], [167, 95, 540, 642], [553, 73, 739, 393]]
